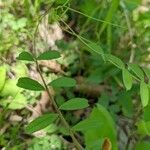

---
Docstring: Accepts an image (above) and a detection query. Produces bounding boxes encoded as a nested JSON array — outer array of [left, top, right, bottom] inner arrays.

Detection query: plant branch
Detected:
[[35, 61, 84, 150], [31, 4, 84, 149]]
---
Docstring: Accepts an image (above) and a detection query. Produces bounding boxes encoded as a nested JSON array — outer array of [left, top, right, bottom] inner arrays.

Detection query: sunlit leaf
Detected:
[[122, 68, 132, 90], [49, 77, 76, 88], [26, 113, 58, 134], [17, 77, 45, 91], [140, 81, 149, 107], [16, 51, 34, 61], [37, 50, 61, 60], [59, 98, 89, 110], [0, 79, 20, 97]]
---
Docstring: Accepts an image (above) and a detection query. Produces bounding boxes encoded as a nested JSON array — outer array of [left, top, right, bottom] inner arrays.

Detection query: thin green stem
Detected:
[[62, 6, 127, 30], [35, 60, 84, 150], [31, 4, 84, 149], [59, 18, 150, 89]]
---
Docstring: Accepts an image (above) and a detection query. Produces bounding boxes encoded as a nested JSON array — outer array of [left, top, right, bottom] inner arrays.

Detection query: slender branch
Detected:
[[31, 3, 84, 149], [62, 6, 127, 29], [35, 60, 84, 150], [59, 18, 150, 88]]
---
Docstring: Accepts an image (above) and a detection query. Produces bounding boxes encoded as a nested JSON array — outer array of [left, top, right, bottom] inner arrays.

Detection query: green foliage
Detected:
[[37, 50, 61, 60], [100, 0, 119, 34], [125, 0, 141, 11], [136, 120, 150, 136], [16, 51, 35, 61], [0, 79, 20, 97], [134, 142, 150, 150], [59, 98, 89, 110], [140, 81, 149, 107], [143, 67, 150, 81], [122, 68, 133, 90], [73, 104, 117, 150], [26, 113, 58, 134], [86, 41, 104, 56], [17, 77, 45, 91], [143, 105, 150, 121], [1, 0, 150, 149], [105, 54, 125, 69], [49, 77, 76, 88], [118, 91, 133, 118], [28, 135, 63, 150], [128, 64, 144, 80], [0, 93, 27, 110]]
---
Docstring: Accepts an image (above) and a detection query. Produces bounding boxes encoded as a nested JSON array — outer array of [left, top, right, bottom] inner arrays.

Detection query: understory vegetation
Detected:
[[0, 0, 150, 150]]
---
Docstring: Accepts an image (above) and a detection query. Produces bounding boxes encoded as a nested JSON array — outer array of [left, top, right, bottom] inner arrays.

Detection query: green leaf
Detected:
[[134, 141, 150, 150], [0, 66, 6, 91], [87, 41, 104, 55], [17, 77, 45, 91], [143, 67, 150, 81], [49, 77, 76, 88], [73, 117, 102, 131], [59, 98, 89, 110], [26, 113, 58, 134], [136, 120, 150, 136], [16, 51, 34, 61], [100, 0, 119, 34], [105, 54, 125, 69], [140, 81, 149, 107], [118, 91, 133, 118], [73, 104, 117, 150], [125, 0, 141, 11], [122, 68, 133, 90], [128, 64, 144, 80], [37, 51, 61, 60], [81, 39, 105, 61], [143, 105, 150, 121]]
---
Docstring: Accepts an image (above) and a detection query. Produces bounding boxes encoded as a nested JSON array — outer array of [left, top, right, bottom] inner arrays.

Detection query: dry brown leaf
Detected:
[[102, 138, 112, 150]]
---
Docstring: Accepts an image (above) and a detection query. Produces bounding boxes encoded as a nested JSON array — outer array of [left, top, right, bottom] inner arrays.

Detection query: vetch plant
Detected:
[[15, 3, 150, 149], [17, 46, 150, 149], [17, 50, 88, 150], [16, 21, 150, 150]]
